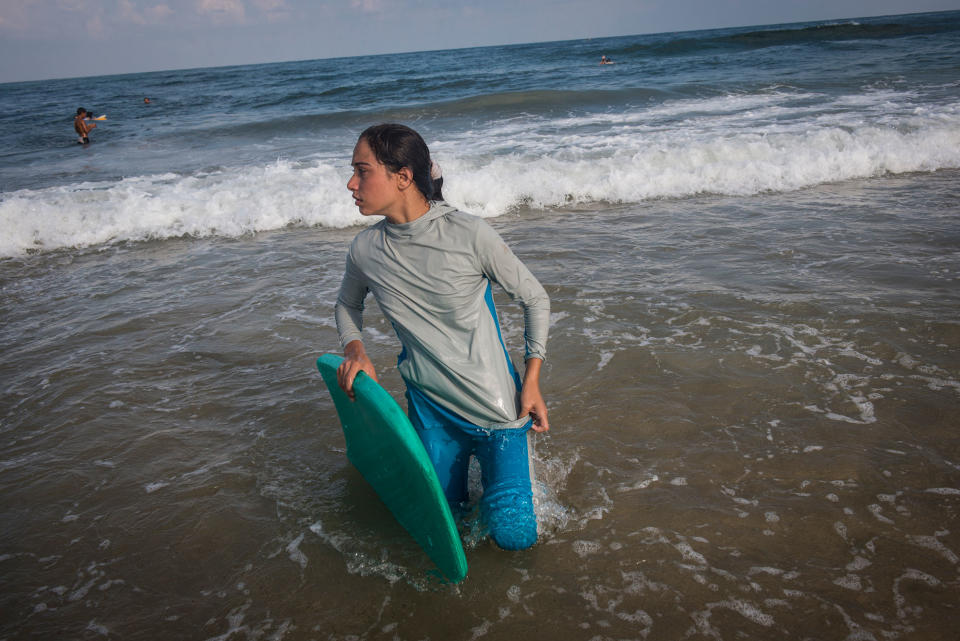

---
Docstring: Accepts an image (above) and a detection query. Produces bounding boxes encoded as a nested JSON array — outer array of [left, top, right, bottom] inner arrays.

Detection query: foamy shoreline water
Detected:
[[3, 95, 959, 257]]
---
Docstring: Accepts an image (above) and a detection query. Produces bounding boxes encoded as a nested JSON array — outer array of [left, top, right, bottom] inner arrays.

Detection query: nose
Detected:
[[347, 174, 358, 191]]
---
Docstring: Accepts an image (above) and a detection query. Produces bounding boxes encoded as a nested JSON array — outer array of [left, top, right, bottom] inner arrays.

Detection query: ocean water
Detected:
[[2, 10, 960, 640]]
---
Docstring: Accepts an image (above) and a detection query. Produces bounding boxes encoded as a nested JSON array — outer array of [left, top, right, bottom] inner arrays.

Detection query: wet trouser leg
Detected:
[[412, 407, 473, 508], [407, 387, 538, 550], [474, 425, 538, 550]]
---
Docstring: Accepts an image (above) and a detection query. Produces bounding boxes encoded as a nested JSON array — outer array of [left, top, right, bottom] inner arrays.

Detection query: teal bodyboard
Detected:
[[316, 353, 468, 583]]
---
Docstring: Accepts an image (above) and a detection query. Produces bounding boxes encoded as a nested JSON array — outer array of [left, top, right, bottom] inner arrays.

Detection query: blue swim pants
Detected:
[[405, 386, 538, 551]]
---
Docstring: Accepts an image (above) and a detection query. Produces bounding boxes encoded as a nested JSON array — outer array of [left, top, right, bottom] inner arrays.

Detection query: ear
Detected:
[[394, 166, 414, 190]]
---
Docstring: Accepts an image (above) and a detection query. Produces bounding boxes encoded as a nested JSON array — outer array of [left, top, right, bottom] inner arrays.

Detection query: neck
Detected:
[[384, 194, 431, 225]]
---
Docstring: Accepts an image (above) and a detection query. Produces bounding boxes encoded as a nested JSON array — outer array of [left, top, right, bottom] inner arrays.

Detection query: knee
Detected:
[[483, 489, 538, 551]]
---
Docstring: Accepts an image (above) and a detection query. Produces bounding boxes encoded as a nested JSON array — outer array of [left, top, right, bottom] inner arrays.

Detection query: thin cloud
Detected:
[[120, 1, 174, 24], [252, 0, 287, 10], [196, 0, 246, 24], [85, 13, 107, 38], [350, 0, 387, 14], [57, 0, 85, 12], [251, 0, 290, 22], [146, 4, 175, 21], [0, 4, 28, 31], [120, 0, 148, 24]]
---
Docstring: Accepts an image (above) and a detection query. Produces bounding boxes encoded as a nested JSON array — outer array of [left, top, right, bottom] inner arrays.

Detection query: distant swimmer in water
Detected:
[[144, 97, 151, 104], [600, 55, 614, 65], [74, 107, 96, 144]]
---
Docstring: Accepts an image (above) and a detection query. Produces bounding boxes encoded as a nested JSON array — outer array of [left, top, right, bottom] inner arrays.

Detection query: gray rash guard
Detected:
[[335, 201, 550, 429]]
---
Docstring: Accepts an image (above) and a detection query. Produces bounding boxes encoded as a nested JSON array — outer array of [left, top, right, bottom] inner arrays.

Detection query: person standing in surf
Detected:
[[335, 123, 550, 550], [73, 107, 96, 144]]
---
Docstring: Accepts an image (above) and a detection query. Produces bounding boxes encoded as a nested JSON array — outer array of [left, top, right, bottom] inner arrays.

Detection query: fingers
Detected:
[[520, 395, 550, 433], [336, 360, 359, 400], [336, 353, 378, 401], [529, 404, 550, 433]]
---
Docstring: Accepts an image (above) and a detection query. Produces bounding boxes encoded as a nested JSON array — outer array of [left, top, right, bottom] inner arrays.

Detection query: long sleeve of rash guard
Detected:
[[473, 217, 550, 362], [334, 253, 367, 348]]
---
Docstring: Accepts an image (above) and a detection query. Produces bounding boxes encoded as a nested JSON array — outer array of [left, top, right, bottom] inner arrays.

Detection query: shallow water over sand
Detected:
[[2, 169, 959, 640]]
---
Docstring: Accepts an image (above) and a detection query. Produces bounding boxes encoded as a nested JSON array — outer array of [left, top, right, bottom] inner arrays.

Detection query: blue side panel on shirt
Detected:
[[484, 280, 522, 390]]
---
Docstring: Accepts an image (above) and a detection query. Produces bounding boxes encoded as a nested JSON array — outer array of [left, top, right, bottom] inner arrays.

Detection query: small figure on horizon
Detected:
[[600, 55, 613, 65], [74, 107, 95, 144]]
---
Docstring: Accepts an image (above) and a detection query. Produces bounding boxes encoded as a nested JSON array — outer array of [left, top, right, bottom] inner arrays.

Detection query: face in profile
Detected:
[[348, 139, 403, 217]]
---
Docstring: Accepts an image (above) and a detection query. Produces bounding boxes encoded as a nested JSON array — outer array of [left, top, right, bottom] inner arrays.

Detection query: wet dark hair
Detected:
[[358, 123, 441, 201]]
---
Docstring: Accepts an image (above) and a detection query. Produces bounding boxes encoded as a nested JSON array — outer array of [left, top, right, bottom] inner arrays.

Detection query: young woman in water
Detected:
[[334, 123, 550, 550]]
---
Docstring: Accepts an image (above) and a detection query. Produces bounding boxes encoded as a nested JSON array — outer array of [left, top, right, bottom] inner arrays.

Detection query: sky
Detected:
[[1, 0, 959, 83]]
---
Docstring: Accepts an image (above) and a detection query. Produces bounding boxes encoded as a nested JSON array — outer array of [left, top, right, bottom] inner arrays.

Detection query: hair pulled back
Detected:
[[358, 123, 441, 201]]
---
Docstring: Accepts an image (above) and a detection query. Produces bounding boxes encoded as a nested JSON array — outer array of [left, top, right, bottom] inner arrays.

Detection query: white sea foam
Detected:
[[307, 519, 408, 586], [144, 481, 170, 493], [618, 474, 659, 492], [286, 533, 308, 569], [445, 94, 960, 216], [905, 533, 959, 565], [674, 541, 708, 566], [4, 93, 959, 256], [698, 599, 775, 628], [834, 574, 863, 591], [867, 504, 895, 524], [572, 540, 602, 557], [1, 161, 359, 257]]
